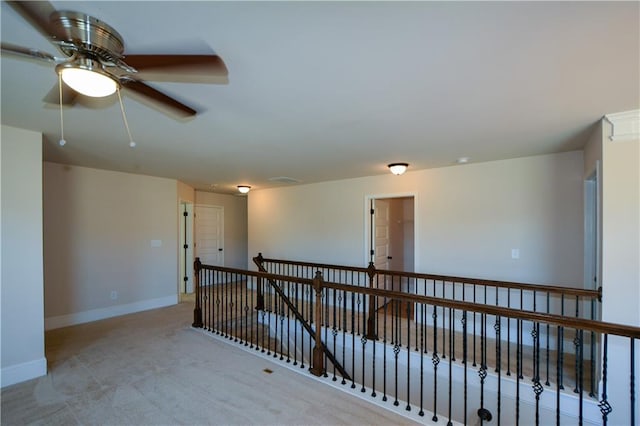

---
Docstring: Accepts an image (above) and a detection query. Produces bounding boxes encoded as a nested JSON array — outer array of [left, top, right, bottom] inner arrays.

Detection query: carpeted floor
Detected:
[[1, 300, 417, 425]]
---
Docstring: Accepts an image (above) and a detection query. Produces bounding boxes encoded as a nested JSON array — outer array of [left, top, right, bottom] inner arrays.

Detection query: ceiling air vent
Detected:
[[268, 176, 300, 184]]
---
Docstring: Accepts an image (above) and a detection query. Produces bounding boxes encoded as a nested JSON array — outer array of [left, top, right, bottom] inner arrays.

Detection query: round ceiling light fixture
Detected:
[[56, 57, 118, 97], [237, 185, 251, 194], [388, 162, 409, 175]]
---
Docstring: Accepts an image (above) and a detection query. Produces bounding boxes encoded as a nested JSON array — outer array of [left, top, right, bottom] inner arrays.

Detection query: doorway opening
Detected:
[[584, 164, 600, 291], [366, 195, 415, 317], [194, 204, 225, 267]]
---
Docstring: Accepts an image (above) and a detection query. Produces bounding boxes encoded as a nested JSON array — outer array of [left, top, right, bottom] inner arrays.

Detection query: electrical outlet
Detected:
[[110, 290, 118, 300], [511, 248, 520, 259]]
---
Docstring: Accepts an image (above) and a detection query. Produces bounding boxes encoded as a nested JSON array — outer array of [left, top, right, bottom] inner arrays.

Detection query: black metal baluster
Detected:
[[545, 293, 550, 386], [285, 281, 290, 361], [394, 293, 400, 406], [516, 318, 521, 425], [415, 280, 420, 352], [630, 337, 635, 426], [589, 299, 596, 397], [234, 272, 239, 342], [451, 282, 456, 362], [324, 285, 329, 376], [559, 295, 565, 389], [432, 304, 439, 422], [495, 288, 499, 372], [533, 321, 543, 426], [419, 302, 425, 417], [463, 310, 468, 426], [442, 280, 446, 359], [447, 306, 453, 426], [578, 329, 584, 425], [371, 294, 377, 397], [226, 272, 231, 337], [597, 334, 612, 425], [293, 282, 298, 363], [495, 315, 502, 426], [519, 290, 524, 379], [332, 288, 337, 380], [342, 289, 347, 384], [532, 290, 537, 380], [478, 313, 488, 426], [473, 284, 477, 367], [261, 279, 266, 353], [351, 291, 356, 389], [507, 289, 511, 376], [272, 284, 277, 355], [279, 292, 284, 360], [309, 283, 313, 365], [361, 293, 367, 392], [556, 324, 561, 425], [574, 296, 580, 393], [212, 269, 218, 335], [406, 300, 411, 411], [383, 292, 388, 400]]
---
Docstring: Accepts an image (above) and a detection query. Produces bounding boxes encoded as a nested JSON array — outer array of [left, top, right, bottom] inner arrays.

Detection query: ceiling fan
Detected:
[[1, 0, 228, 118]]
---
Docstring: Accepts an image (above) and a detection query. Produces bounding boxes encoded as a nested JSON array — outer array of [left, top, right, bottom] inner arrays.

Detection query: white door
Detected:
[[195, 205, 224, 266], [374, 198, 391, 273]]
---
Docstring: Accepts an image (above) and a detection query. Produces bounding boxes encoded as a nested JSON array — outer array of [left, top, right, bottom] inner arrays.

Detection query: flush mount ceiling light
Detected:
[[388, 163, 409, 175], [56, 58, 118, 97], [237, 185, 251, 194]]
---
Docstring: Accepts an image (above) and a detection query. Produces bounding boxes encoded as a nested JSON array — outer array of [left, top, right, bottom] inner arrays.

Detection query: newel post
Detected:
[[192, 257, 203, 328], [309, 271, 325, 377], [252, 252, 265, 310], [365, 261, 378, 340]]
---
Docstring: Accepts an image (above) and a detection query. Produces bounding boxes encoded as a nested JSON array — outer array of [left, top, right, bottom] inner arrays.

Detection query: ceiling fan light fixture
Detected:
[[237, 185, 251, 194], [57, 58, 118, 98], [388, 162, 409, 175]]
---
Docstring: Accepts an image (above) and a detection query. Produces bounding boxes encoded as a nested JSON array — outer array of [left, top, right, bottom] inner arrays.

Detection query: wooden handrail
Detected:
[[255, 254, 600, 299]]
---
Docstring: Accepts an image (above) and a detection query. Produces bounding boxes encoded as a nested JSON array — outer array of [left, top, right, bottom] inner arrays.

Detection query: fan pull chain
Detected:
[[58, 73, 66, 146], [117, 87, 136, 148]]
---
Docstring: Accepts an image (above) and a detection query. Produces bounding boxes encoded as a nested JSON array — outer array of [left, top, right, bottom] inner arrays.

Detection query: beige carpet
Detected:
[[1, 300, 417, 425]]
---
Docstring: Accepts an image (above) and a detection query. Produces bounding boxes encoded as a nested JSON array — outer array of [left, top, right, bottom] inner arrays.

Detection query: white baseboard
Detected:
[[1, 357, 47, 388], [44, 294, 178, 330]]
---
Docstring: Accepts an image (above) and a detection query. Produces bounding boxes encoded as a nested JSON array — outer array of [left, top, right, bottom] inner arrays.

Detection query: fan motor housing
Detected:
[[51, 11, 124, 62]]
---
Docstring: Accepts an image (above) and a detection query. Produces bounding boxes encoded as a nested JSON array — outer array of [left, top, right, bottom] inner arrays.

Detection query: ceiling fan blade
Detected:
[[6, 0, 65, 41], [120, 79, 197, 118], [123, 54, 228, 84], [42, 82, 78, 106], [1, 42, 58, 63]]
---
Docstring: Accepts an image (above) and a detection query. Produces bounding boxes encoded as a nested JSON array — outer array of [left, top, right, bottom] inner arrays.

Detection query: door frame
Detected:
[[178, 201, 194, 295], [364, 192, 418, 271], [194, 204, 225, 267], [584, 161, 601, 291]]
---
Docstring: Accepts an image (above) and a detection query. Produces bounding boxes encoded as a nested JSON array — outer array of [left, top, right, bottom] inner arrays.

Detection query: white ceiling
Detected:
[[1, 1, 638, 193]]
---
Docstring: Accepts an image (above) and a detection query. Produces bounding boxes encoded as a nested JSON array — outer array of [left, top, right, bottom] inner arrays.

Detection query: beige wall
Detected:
[[43, 163, 179, 328], [248, 151, 584, 286], [1, 125, 46, 387], [598, 118, 640, 425], [178, 180, 195, 203], [195, 191, 248, 269], [600, 121, 639, 326]]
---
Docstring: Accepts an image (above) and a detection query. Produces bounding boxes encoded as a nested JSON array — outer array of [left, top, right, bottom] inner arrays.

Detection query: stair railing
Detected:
[[192, 258, 638, 425]]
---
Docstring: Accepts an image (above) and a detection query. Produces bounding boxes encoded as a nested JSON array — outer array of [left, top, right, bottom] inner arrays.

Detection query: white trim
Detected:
[[604, 109, 640, 141], [44, 294, 178, 330], [1, 357, 47, 388]]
